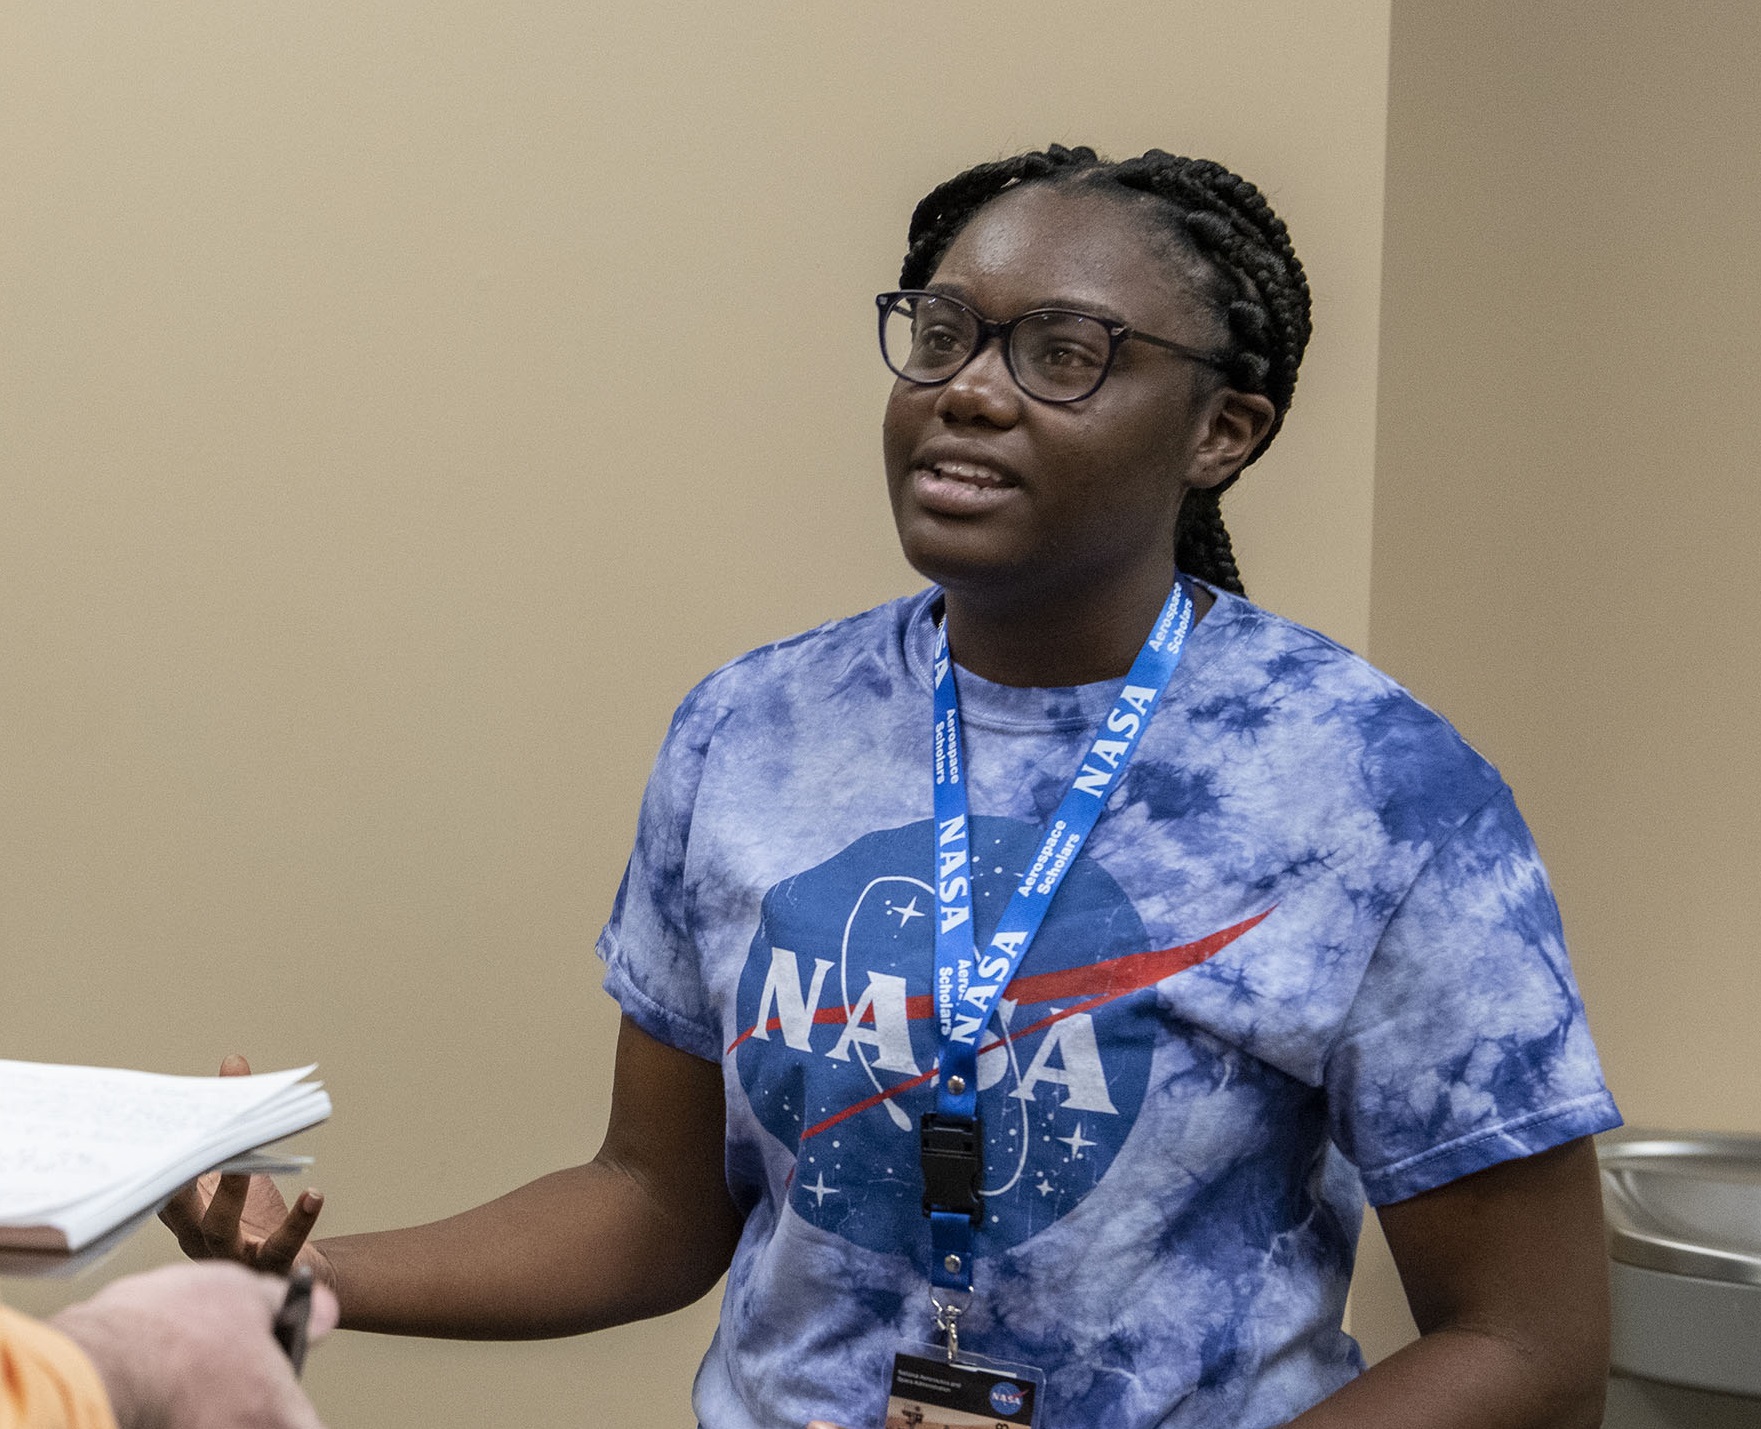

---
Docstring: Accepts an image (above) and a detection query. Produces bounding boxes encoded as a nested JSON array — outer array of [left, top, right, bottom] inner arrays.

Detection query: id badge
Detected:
[[884, 1347, 1045, 1428]]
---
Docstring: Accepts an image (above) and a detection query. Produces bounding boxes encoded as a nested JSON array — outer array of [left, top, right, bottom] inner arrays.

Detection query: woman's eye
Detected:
[[1028, 338, 1105, 375], [915, 325, 964, 355], [1017, 314, 1108, 373], [1035, 341, 1104, 370]]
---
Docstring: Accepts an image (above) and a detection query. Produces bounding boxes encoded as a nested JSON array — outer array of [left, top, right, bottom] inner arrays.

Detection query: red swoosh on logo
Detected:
[[729, 909, 1273, 1141]]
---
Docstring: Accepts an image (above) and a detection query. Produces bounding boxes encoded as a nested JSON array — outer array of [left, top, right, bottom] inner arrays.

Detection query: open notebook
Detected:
[[0, 1060, 330, 1252]]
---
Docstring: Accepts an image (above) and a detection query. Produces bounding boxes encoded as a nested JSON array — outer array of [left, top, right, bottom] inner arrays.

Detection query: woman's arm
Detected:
[[162, 1016, 745, 1338], [1287, 1137, 1610, 1429]]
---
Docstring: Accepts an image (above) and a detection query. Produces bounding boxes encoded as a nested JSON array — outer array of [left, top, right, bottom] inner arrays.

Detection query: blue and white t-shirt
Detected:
[[597, 587, 1620, 1429]]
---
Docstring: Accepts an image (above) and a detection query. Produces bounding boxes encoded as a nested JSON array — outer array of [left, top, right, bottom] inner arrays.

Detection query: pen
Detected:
[[272, 1265, 314, 1376]]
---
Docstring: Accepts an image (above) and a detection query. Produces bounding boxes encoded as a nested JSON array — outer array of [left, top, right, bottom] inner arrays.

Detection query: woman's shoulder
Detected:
[[1196, 589, 1508, 825], [1201, 587, 1453, 714], [669, 590, 932, 724]]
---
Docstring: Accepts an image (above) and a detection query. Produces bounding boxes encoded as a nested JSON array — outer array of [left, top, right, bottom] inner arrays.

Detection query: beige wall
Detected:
[[1352, 0, 1761, 1362], [0, 3, 1392, 1424]]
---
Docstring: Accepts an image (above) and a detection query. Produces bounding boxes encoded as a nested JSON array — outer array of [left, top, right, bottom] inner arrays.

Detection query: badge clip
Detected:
[[919, 1111, 983, 1223], [931, 1292, 969, 1365]]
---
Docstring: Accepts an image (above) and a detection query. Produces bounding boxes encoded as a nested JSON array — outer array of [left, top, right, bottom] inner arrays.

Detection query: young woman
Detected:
[[165, 145, 1621, 1429]]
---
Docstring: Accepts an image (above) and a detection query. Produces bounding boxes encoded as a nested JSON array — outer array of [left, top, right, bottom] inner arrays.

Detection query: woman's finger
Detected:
[[200, 1171, 253, 1256], [158, 1182, 214, 1259], [255, 1189, 324, 1273], [160, 1061, 260, 1264]]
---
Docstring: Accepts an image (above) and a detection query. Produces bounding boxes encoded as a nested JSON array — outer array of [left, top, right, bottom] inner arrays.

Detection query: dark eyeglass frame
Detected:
[[876, 289, 1231, 404]]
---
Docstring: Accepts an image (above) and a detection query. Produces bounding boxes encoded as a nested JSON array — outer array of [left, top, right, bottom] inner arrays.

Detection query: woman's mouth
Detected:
[[911, 460, 1020, 516]]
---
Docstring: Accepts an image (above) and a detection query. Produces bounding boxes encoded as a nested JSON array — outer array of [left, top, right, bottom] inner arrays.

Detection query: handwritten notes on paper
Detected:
[[0, 1060, 329, 1252]]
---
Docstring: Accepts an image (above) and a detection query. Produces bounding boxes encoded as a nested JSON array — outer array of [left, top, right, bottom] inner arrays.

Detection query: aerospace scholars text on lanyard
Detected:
[[919, 579, 1196, 1352]]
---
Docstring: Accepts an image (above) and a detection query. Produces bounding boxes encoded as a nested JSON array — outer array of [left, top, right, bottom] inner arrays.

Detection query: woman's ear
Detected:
[[1187, 389, 1278, 491]]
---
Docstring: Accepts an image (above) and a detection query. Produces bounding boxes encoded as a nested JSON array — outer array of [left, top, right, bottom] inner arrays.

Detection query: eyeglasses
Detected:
[[876, 289, 1229, 404]]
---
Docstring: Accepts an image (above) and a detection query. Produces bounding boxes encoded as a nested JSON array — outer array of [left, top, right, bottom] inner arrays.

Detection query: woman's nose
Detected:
[[934, 337, 1022, 427]]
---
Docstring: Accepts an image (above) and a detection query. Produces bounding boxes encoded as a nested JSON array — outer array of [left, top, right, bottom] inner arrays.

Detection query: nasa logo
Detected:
[[989, 1381, 1025, 1415], [730, 816, 1265, 1255]]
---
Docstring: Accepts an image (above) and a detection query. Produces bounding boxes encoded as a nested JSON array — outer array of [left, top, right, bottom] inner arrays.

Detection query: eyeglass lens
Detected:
[[882, 294, 1114, 402]]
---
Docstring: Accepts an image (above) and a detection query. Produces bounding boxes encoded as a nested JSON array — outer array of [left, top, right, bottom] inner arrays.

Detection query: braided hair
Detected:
[[899, 145, 1312, 596]]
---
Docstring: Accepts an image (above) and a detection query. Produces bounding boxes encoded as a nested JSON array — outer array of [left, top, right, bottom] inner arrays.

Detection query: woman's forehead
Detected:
[[928, 184, 1201, 327]]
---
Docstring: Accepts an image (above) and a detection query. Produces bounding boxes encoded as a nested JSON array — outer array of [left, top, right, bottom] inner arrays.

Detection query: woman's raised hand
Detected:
[[159, 1054, 333, 1286]]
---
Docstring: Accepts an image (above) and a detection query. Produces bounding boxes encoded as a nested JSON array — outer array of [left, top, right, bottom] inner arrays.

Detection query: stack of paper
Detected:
[[0, 1060, 330, 1252]]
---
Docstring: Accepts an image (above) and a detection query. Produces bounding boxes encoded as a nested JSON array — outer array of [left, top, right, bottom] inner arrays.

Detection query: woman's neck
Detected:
[[939, 566, 1212, 688]]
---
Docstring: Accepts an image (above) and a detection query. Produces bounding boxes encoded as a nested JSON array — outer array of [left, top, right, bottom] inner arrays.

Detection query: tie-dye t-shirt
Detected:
[[597, 587, 1619, 1429]]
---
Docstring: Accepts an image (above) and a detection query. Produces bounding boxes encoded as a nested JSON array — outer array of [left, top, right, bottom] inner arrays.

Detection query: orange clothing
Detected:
[[0, 1305, 117, 1429]]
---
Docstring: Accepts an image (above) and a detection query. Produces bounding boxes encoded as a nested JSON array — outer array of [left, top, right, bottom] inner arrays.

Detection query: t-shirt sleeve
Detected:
[[1325, 785, 1622, 1204], [595, 685, 724, 1062], [0, 1305, 119, 1429]]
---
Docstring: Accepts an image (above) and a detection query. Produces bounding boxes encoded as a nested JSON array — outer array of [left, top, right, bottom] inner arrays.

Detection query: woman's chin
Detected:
[[895, 540, 1037, 601]]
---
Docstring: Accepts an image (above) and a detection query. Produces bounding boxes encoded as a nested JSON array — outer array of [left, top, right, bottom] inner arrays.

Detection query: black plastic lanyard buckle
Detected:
[[919, 1111, 984, 1224]]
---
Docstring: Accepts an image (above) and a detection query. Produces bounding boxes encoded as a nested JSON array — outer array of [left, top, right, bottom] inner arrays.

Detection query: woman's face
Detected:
[[883, 184, 1257, 610]]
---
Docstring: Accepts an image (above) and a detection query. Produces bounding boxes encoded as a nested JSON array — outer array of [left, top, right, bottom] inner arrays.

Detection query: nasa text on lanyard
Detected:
[[922, 579, 1196, 1302]]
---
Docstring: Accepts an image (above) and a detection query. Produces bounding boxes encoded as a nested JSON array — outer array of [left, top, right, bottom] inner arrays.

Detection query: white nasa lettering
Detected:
[[976, 1030, 1011, 1091], [937, 814, 967, 847], [1105, 708, 1141, 738], [1072, 764, 1112, 798], [975, 951, 1010, 982], [949, 1012, 985, 1046], [938, 902, 971, 933], [988, 930, 1027, 959], [938, 848, 966, 880], [1007, 1013, 1119, 1114], [934, 652, 951, 687], [1119, 684, 1156, 717], [826, 971, 921, 1073], [752, 947, 834, 1052], [1087, 737, 1130, 769], [961, 982, 997, 1009]]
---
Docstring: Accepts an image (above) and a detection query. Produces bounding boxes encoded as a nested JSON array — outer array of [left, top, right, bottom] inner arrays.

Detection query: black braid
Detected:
[[1174, 487, 1243, 596], [898, 146, 1312, 597], [901, 145, 1103, 290]]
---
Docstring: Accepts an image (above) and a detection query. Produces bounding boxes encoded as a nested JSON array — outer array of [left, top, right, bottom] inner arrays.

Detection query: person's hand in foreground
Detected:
[[159, 1056, 332, 1289], [50, 1261, 338, 1429]]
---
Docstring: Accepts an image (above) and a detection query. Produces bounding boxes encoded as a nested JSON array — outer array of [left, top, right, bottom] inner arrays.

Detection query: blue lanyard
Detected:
[[923, 580, 1197, 1294]]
